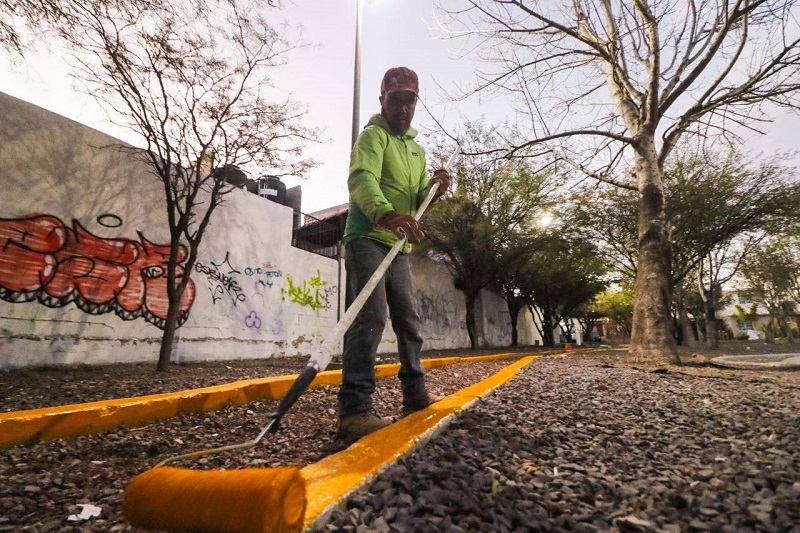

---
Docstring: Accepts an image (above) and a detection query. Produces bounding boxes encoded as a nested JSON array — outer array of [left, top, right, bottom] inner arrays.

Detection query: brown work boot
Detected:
[[402, 393, 445, 417], [336, 409, 393, 440]]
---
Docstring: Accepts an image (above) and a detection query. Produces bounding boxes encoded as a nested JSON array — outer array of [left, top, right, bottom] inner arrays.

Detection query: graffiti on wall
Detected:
[[194, 251, 246, 306], [245, 310, 261, 329], [189, 248, 333, 321], [413, 290, 464, 331], [244, 261, 283, 289], [281, 269, 332, 311], [487, 311, 512, 341], [0, 214, 195, 329], [323, 284, 338, 300]]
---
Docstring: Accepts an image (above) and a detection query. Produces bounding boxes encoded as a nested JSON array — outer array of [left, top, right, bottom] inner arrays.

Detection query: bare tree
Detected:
[[437, 0, 800, 362], [1, 1, 166, 54], [0, 0, 65, 52], [695, 237, 760, 347], [59, 0, 317, 370], [572, 149, 799, 349], [1, 0, 281, 54]]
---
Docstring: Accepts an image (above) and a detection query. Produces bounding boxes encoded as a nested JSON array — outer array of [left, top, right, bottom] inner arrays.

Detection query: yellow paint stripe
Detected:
[[300, 356, 537, 529], [0, 352, 534, 449]]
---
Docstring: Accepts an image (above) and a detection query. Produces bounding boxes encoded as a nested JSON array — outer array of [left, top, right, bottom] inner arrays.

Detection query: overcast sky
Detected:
[[1, 0, 492, 213], [1, 0, 796, 213]]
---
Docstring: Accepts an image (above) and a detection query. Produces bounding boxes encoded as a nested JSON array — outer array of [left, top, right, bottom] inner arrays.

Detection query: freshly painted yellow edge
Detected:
[[300, 356, 538, 529], [0, 352, 534, 449]]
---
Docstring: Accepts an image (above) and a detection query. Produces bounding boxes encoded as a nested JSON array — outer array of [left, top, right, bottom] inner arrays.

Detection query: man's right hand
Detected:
[[378, 211, 425, 244], [429, 169, 451, 200]]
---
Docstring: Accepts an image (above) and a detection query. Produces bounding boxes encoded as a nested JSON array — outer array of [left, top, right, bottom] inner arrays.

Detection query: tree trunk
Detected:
[[528, 304, 546, 346], [504, 299, 523, 347], [679, 304, 696, 348], [465, 289, 479, 349], [509, 306, 520, 347], [779, 312, 794, 344], [629, 142, 679, 363], [542, 307, 555, 347], [157, 299, 181, 371], [562, 319, 574, 342], [157, 236, 187, 371], [764, 317, 775, 343], [697, 316, 707, 342], [580, 316, 597, 343], [704, 297, 719, 349]]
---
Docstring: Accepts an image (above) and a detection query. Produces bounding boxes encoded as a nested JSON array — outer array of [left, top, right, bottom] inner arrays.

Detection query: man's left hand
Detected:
[[429, 169, 451, 200]]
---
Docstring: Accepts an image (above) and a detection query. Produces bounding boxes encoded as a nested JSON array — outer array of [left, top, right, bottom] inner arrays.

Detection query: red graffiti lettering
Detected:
[[0, 215, 195, 329]]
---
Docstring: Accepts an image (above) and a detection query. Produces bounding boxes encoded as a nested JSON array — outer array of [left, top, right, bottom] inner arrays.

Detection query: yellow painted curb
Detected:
[[300, 356, 537, 530], [0, 352, 533, 449]]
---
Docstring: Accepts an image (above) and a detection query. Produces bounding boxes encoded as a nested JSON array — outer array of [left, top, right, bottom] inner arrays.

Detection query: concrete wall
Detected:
[[0, 93, 541, 369], [404, 255, 471, 350]]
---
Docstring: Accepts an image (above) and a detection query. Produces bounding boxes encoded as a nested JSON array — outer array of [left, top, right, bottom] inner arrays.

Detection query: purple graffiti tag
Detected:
[[245, 310, 261, 329]]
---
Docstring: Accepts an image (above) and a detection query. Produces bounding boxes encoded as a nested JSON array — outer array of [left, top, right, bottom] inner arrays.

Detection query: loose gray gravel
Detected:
[[314, 355, 800, 533], [0, 356, 515, 532], [2, 344, 799, 532]]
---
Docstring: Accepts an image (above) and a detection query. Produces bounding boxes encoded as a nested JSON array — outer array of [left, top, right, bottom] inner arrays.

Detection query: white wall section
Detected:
[[0, 93, 541, 368]]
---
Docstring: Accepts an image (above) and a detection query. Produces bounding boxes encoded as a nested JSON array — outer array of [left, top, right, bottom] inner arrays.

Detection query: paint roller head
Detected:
[[123, 466, 306, 533]]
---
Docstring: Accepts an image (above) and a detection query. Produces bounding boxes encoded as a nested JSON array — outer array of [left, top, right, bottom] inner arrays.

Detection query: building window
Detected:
[[736, 320, 755, 332], [738, 294, 754, 305]]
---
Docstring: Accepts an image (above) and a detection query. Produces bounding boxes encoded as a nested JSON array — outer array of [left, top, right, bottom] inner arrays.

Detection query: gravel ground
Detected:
[[316, 349, 800, 533], [0, 352, 521, 532], [2, 341, 799, 532], [1, 355, 313, 413], [0, 348, 534, 413]]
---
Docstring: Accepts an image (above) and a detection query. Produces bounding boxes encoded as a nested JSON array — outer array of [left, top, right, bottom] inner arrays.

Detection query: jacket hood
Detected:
[[368, 114, 418, 139]]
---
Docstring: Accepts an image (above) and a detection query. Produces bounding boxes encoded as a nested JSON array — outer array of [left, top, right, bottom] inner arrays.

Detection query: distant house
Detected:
[[719, 290, 798, 340]]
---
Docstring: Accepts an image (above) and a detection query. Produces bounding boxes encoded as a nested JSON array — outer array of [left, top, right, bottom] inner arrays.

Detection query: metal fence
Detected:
[[291, 211, 343, 259]]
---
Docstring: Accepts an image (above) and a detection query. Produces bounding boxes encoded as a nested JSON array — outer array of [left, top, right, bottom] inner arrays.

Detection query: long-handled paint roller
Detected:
[[122, 147, 459, 532]]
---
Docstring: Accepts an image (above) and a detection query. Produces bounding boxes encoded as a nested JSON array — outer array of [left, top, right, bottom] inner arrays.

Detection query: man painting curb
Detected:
[[337, 67, 451, 440]]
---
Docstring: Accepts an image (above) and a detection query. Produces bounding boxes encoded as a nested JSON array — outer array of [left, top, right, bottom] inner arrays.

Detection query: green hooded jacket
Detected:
[[343, 114, 430, 253]]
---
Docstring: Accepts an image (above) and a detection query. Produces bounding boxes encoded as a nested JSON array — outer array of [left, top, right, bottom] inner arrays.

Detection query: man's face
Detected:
[[380, 91, 417, 135]]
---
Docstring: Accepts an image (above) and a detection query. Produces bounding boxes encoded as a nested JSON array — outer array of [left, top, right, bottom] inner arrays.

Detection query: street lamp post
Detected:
[[351, 0, 363, 147], [340, 0, 365, 322]]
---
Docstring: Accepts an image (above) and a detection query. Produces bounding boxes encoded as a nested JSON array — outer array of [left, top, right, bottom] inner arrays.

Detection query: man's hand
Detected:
[[378, 211, 425, 244], [429, 169, 451, 200]]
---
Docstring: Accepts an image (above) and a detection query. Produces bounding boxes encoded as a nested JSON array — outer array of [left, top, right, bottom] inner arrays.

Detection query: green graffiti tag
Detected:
[[281, 269, 330, 310]]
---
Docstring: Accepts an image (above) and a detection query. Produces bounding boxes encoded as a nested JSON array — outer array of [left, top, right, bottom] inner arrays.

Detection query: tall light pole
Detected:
[[340, 0, 365, 321], [351, 0, 363, 147]]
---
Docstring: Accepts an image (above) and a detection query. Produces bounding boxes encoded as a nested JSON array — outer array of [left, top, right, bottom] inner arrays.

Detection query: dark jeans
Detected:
[[338, 238, 426, 416]]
